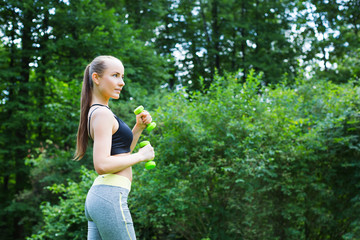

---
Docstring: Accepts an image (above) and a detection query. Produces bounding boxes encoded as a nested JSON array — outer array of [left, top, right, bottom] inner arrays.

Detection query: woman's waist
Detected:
[[93, 173, 132, 191]]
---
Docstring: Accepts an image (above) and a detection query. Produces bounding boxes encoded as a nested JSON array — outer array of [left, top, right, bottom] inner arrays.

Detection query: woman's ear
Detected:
[[92, 72, 100, 85]]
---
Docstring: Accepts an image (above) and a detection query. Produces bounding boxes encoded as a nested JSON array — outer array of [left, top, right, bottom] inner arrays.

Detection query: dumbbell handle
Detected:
[[134, 106, 156, 132], [139, 141, 156, 170]]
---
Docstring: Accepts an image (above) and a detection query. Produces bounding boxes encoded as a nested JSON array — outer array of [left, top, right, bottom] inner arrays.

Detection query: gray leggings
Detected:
[[85, 174, 136, 240]]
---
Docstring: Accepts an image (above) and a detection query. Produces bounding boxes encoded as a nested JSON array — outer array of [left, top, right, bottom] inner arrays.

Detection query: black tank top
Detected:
[[88, 104, 133, 155]]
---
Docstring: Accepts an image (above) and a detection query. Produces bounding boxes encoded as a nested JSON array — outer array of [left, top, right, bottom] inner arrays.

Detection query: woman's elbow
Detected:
[[93, 159, 109, 175], [95, 166, 106, 175]]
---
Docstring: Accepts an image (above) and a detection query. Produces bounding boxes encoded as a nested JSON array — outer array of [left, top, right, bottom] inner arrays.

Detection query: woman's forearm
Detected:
[[130, 124, 144, 152], [94, 152, 145, 175]]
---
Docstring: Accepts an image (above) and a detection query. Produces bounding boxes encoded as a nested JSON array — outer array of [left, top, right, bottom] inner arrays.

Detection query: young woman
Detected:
[[75, 55, 155, 239]]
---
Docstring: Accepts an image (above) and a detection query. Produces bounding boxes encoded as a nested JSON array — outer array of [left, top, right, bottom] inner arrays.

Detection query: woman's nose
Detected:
[[119, 78, 125, 87]]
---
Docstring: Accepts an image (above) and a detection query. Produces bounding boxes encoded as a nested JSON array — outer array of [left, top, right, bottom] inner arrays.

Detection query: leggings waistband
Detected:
[[93, 174, 131, 191]]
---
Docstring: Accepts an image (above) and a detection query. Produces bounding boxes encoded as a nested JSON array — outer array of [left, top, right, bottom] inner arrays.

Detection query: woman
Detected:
[[74, 55, 155, 239]]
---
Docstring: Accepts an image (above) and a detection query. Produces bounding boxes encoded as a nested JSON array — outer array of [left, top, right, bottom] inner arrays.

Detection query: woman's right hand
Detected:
[[138, 144, 155, 161]]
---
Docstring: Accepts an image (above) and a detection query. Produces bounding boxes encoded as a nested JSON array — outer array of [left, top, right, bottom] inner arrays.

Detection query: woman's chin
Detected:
[[110, 93, 120, 99]]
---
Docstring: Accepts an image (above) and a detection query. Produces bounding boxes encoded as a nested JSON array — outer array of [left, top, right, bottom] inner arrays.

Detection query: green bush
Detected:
[[29, 71, 360, 240], [27, 167, 96, 240], [132, 70, 360, 239]]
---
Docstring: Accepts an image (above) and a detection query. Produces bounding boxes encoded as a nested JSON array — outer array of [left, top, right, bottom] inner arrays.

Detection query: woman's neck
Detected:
[[91, 90, 109, 107]]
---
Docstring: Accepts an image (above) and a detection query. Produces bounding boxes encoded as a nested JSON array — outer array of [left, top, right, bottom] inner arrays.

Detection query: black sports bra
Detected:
[[88, 104, 133, 155]]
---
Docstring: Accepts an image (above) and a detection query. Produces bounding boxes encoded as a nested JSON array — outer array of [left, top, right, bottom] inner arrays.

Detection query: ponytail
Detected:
[[74, 64, 92, 160]]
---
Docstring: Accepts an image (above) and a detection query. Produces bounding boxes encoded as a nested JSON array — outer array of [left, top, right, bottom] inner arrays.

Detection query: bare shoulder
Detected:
[[89, 107, 115, 139], [90, 107, 113, 124]]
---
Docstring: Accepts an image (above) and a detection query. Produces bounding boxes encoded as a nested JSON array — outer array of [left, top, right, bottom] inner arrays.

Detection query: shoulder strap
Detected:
[[90, 104, 110, 109], [88, 107, 101, 138]]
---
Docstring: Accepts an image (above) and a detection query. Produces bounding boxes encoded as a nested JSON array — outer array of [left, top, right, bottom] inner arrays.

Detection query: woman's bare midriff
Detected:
[[113, 152, 133, 182]]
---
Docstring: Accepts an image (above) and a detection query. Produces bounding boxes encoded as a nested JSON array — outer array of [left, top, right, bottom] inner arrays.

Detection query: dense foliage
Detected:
[[0, 0, 359, 239], [27, 72, 360, 239]]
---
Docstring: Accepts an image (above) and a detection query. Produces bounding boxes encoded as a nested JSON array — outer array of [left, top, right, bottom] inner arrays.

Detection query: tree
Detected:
[[0, 0, 39, 238], [153, 0, 301, 91], [296, 0, 360, 83], [0, 0, 171, 239]]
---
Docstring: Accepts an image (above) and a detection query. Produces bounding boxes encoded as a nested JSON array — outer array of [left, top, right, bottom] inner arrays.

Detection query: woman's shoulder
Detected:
[[89, 106, 114, 123]]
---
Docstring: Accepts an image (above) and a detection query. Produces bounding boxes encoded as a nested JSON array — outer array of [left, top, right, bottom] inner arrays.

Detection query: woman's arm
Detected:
[[130, 126, 143, 152], [130, 110, 152, 152], [91, 108, 154, 175]]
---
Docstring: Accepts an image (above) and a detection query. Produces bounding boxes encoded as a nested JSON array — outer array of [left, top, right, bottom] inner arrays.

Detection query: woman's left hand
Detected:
[[136, 110, 152, 130]]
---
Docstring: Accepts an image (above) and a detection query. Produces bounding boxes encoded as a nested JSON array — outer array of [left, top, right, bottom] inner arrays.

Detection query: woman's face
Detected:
[[96, 58, 125, 100]]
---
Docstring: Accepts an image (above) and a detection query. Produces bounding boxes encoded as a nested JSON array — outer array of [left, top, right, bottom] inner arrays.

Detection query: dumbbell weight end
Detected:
[[134, 105, 144, 115], [145, 161, 156, 170]]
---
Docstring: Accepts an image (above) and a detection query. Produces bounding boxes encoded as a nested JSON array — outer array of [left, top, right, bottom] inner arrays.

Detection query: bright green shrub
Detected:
[[131, 71, 360, 239]]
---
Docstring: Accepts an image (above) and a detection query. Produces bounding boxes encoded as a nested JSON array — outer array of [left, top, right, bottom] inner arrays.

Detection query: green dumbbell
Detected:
[[134, 105, 156, 132], [139, 141, 156, 170]]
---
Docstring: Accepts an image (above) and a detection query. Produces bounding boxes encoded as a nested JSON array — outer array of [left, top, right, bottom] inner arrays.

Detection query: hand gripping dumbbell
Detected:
[[134, 105, 156, 132], [139, 140, 156, 170], [134, 105, 156, 170]]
